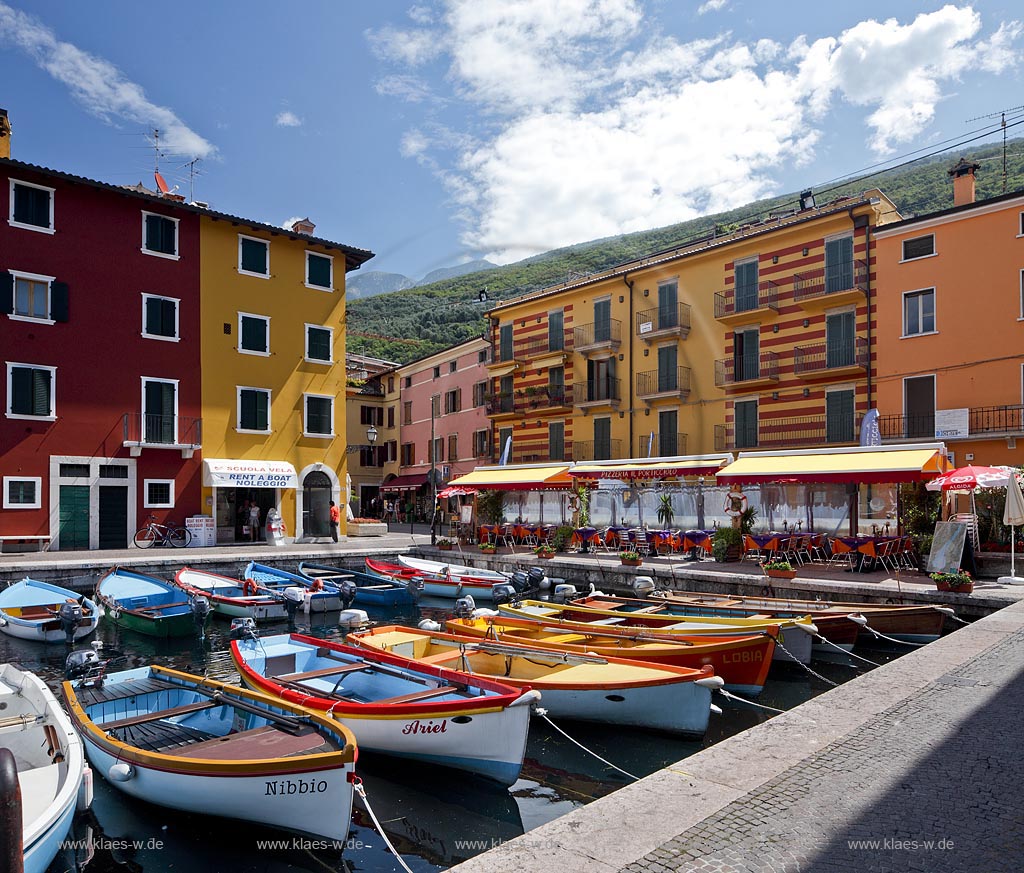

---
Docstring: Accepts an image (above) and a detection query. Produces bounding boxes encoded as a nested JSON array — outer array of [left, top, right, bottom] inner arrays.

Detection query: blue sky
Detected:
[[1, 1, 1021, 280]]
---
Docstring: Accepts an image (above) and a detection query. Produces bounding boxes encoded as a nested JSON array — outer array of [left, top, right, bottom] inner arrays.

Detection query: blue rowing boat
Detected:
[[95, 567, 209, 638], [242, 561, 344, 612], [297, 561, 417, 607]]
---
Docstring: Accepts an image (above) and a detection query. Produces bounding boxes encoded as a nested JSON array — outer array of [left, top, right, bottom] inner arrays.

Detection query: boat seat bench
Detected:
[[371, 685, 456, 705], [274, 663, 367, 682], [134, 602, 189, 614], [98, 699, 218, 730]]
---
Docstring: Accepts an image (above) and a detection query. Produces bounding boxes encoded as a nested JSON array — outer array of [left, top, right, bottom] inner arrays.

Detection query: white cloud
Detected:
[[366, 24, 444, 65], [374, 2, 1021, 262], [0, 2, 215, 158], [376, 74, 437, 103], [275, 110, 302, 128], [698, 0, 728, 14], [281, 216, 305, 230]]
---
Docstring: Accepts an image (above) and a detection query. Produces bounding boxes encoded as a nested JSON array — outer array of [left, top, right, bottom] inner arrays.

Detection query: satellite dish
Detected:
[[154, 172, 170, 194]]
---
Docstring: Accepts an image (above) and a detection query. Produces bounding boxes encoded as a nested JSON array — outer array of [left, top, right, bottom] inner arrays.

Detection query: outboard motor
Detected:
[[631, 575, 656, 596], [65, 647, 100, 681], [552, 583, 579, 603], [526, 566, 547, 593], [58, 599, 84, 645], [453, 595, 477, 619], [190, 596, 211, 638], [508, 571, 531, 593], [406, 576, 424, 600], [282, 586, 305, 621], [337, 580, 357, 612], [490, 583, 519, 606], [229, 616, 258, 641]]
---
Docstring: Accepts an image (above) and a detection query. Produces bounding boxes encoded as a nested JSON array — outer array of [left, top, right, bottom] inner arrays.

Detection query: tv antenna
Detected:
[[178, 157, 203, 203], [145, 128, 174, 195], [966, 104, 1024, 192]]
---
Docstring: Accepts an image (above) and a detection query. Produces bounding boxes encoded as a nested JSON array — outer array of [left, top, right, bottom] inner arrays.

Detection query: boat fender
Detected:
[[695, 675, 725, 690], [243, 579, 259, 597], [418, 619, 442, 631], [509, 689, 542, 708], [471, 608, 500, 618], [77, 765, 94, 811], [846, 614, 868, 627], [631, 576, 656, 595], [108, 763, 134, 783], [309, 578, 324, 592], [792, 621, 819, 635], [932, 606, 956, 617], [710, 703, 724, 716]]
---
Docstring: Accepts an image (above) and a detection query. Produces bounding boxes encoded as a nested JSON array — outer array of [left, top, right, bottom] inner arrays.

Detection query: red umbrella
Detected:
[[437, 486, 476, 498], [925, 465, 1013, 492]]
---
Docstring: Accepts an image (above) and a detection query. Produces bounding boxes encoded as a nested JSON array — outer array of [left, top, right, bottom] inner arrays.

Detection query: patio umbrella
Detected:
[[999, 473, 1024, 585], [925, 465, 1013, 492]]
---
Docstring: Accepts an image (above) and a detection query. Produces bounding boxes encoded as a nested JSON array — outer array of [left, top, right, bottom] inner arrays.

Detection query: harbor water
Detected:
[[5, 586, 908, 873]]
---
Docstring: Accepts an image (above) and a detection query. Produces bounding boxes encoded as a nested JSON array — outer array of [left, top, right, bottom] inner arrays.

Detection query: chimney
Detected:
[[291, 217, 316, 235], [948, 157, 980, 207], [0, 109, 11, 159]]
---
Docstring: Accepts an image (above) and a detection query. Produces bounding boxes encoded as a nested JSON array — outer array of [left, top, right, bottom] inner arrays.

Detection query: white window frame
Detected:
[[140, 376, 179, 444], [143, 478, 175, 509], [236, 386, 272, 434], [303, 392, 335, 438], [901, 287, 937, 338], [900, 233, 936, 263], [238, 311, 271, 356], [3, 476, 42, 509], [140, 211, 180, 260], [304, 323, 334, 364], [141, 293, 181, 342], [237, 234, 270, 279], [6, 361, 56, 420], [8, 178, 55, 234], [8, 269, 55, 325], [304, 250, 334, 291]]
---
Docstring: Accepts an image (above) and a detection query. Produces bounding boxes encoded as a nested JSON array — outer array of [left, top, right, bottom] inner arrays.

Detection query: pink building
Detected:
[[381, 337, 490, 519]]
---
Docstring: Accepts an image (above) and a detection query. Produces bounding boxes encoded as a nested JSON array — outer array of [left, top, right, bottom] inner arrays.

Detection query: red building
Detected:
[[1, 151, 201, 550]]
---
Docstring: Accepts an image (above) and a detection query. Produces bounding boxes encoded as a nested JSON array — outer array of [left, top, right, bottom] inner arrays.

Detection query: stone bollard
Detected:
[[0, 747, 23, 873]]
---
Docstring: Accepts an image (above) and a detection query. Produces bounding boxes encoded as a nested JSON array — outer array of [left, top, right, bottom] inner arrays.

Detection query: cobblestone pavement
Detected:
[[620, 629, 1024, 873]]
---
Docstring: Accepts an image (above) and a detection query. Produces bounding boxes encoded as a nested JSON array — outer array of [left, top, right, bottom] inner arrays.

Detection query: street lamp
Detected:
[[367, 425, 378, 444]]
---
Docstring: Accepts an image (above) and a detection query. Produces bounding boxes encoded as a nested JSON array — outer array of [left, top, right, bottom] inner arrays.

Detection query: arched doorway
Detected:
[[302, 471, 333, 538]]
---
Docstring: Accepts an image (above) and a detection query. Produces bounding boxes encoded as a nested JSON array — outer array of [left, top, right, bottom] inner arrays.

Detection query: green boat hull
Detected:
[[106, 608, 203, 639]]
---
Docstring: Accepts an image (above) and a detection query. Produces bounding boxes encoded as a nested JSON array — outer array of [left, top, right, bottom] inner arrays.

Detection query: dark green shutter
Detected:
[[31, 187, 50, 228], [307, 254, 331, 288], [308, 327, 330, 360], [658, 283, 678, 329], [307, 397, 331, 434], [241, 238, 267, 274], [657, 345, 676, 392], [145, 215, 175, 255], [594, 299, 611, 342], [241, 316, 267, 352], [13, 184, 50, 228], [735, 400, 757, 448], [826, 391, 855, 442], [144, 381, 174, 443], [241, 389, 268, 430], [32, 368, 51, 416], [145, 215, 160, 252], [735, 262, 757, 312], [826, 312, 855, 367], [11, 367, 32, 414], [0, 273, 12, 315], [825, 236, 854, 293], [50, 282, 69, 322], [548, 310, 564, 351]]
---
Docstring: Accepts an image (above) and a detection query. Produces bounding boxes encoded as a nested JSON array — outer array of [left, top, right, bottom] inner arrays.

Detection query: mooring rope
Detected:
[[353, 777, 416, 873], [813, 632, 883, 667], [933, 605, 969, 625], [716, 688, 786, 714], [537, 710, 639, 781], [765, 632, 838, 687], [856, 624, 930, 647]]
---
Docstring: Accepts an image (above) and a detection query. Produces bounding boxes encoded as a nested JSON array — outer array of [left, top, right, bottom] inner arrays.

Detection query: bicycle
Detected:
[[133, 515, 192, 548]]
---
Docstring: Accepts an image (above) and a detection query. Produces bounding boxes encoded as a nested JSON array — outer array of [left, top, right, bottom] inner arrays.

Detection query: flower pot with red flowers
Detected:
[[534, 544, 556, 559], [620, 549, 643, 567], [763, 560, 796, 580], [930, 571, 973, 594]]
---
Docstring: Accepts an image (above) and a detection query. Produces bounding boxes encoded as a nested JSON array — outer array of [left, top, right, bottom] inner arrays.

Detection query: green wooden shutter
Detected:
[[145, 215, 160, 252], [658, 283, 678, 329], [240, 389, 257, 429], [50, 282, 69, 322], [0, 273, 12, 315], [735, 262, 758, 312], [241, 239, 268, 274], [307, 254, 331, 288], [825, 236, 854, 293], [548, 310, 564, 351], [241, 316, 267, 352], [32, 368, 51, 416], [307, 327, 330, 360], [826, 312, 855, 367], [594, 299, 611, 341], [826, 390, 855, 442], [657, 345, 676, 391], [11, 367, 31, 414], [144, 381, 174, 443]]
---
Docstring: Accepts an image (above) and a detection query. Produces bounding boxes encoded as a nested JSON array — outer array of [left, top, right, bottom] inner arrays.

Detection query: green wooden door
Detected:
[[99, 486, 128, 549], [59, 485, 90, 550]]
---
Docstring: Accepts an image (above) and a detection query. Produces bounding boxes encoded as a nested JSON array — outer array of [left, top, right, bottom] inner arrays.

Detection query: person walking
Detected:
[[329, 500, 340, 542], [248, 501, 261, 542]]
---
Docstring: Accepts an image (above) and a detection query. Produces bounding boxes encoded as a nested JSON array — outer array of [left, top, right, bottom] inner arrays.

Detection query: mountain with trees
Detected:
[[346, 141, 1024, 364]]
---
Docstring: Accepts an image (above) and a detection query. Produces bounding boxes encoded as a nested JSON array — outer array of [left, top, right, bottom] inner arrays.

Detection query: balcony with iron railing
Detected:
[[714, 350, 779, 389], [515, 385, 572, 411], [573, 319, 621, 355], [522, 333, 573, 362], [484, 392, 517, 419], [878, 405, 1024, 442], [793, 259, 868, 308], [573, 378, 621, 410], [636, 366, 692, 400], [122, 413, 202, 458], [715, 414, 861, 451], [714, 422, 758, 451], [794, 337, 869, 378], [571, 439, 623, 462], [636, 433, 688, 457], [635, 303, 691, 341], [714, 279, 779, 325]]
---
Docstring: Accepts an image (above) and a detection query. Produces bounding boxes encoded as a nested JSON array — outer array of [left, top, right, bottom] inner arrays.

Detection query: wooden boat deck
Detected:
[[112, 718, 218, 752], [185, 725, 336, 760], [76, 676, 180, 707]]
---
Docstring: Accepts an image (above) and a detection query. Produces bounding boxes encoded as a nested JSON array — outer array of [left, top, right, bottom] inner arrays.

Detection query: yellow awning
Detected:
[[570, 456, 732, 480], [715, 444, 951, 485], [447, 464, 573, 491]]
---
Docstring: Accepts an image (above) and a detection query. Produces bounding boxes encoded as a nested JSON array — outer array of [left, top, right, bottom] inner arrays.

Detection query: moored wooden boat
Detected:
[[573, 593, 859, 652], [231, 632, 538, 785], [348, 625, 721, 736], [2, 664, 88, 873], [62, 664, 357, 842], [398, 554, 508, 582], [0, 578, 99, 644], [445, 615, 776, 696], [498, 600, 817, 665], [365, 558, 508, 601], [243, 561, 345, 612], [173, 567, 287, 621], [298, 561, 417, 607], [96, 567, 208, 638]]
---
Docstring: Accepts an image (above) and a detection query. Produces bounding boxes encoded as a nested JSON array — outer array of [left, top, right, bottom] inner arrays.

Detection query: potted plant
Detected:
[[930, 570, 973, 593], [657, 494, 675, 530], [620, 549, 643, 567], [712, 527, 742, 562], [479, 542, 498, 554], [534, 544, 556, 559], [763, 559, 796, 580], [437, 537, 454, 551]]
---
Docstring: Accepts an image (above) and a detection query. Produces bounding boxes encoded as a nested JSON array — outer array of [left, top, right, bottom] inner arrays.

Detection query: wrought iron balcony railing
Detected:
[[714, 351, 779, 387], [636, 367, 692, 398], [714, 279, 779, 319], [793, 337, 869, 375], [793, 259, 868, 303]]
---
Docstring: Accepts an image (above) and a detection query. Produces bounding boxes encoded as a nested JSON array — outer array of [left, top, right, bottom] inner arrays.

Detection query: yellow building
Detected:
[[486, 190, 900, 467], [199, 215, 372, 543]]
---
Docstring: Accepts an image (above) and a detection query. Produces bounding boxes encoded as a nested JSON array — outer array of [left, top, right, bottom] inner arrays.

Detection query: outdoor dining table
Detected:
[[571, 527, 602, 549], [682, 529, 716, 554], [831, 535, 898, 571], [478, 523, 500, 543]]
